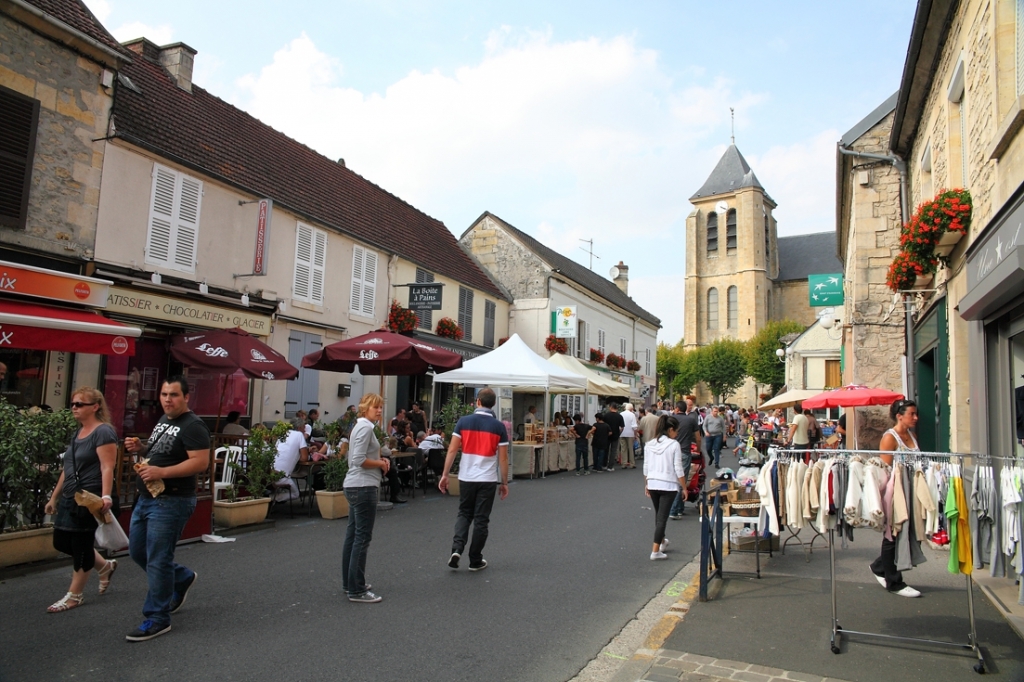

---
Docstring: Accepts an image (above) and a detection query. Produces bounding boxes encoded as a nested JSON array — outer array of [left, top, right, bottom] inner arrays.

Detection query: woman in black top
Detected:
[[43, 387, 119, 612]]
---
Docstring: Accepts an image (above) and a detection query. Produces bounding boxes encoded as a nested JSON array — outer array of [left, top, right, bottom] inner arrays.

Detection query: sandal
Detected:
[[47, 591, 84, 613], [98, 559, 118, 595]]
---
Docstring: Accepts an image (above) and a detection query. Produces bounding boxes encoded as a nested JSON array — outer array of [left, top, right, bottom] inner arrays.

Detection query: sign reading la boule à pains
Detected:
[[409, 284, 442, 310], [555, 305, 577, 338], [808, 274, 844, 307]]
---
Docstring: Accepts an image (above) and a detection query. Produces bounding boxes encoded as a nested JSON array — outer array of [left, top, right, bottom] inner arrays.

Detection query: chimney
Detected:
[[613, 261, 629, 295], [158, 42, 198, 92]]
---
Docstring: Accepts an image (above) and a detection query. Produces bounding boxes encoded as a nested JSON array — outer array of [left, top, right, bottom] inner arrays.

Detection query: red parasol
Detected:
[[170, 327, 299, 430], [800, 384, 904, 410], [301, 330, 463, 375]]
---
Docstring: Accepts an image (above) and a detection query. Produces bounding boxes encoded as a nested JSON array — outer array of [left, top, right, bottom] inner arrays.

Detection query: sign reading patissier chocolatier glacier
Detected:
[[106, 287, 272, 335]]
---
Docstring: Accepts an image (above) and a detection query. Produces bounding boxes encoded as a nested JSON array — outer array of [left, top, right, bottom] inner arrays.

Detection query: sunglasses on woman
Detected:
[[70, 402, 96, 409]]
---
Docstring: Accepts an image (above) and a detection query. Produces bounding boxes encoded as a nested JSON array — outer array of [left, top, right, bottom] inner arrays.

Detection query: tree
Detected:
[[656, 340, 683, 400], [744, 320, 805, 395], [697, 338, 747, 404], [675, 346, 703, 398]]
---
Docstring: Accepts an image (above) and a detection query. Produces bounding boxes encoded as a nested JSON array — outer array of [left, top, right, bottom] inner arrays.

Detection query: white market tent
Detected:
[[545, 352, 629, 397]]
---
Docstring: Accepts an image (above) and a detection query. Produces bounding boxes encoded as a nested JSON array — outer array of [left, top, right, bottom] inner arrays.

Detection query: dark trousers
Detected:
[[593, 447, 608, 470], [452, 481, 497, 564], [342, 486, 378, 596], [575, 442, 589, 471], [649, 489, 675, 545], [707, 434, 723, 468], [870, 536, 906, 591]]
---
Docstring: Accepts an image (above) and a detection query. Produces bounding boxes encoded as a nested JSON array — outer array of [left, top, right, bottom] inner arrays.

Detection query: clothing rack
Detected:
[[782, 448, 987, 674], [774, 449, 829, 560]]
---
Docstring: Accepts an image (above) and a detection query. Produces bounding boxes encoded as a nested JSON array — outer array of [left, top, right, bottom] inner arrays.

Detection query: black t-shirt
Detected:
[[838, 413, 847, 445], [603, 411, 624, 440], [591, 422, 613, 449], [674, 411, 700, 452], [62, 424, 118, 500], [139, 411, 211, 497], [572, 422, 591, 445]]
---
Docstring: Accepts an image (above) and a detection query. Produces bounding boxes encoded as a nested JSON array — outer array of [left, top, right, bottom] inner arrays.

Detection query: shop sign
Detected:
[[409, 284, 442, 310], [428, 338, 484, 360], [808, 274, 843, 306], [967, 210, 1022, 290], [105, 287, 272, 335], [43, 351, 70, 408], [0, 260, 110, 307], [252, 199, 273, 276], [555, 306, 577, 338]]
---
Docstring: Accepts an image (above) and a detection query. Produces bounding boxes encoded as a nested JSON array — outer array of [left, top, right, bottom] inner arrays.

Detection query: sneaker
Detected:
[[126, 619, 171, 642], [606, 467, 614, 472], [893, 586, 921, 598], [169, 570, 197, 615], [669, 514, 683, 520], [872, 574, 887, 589], [468, 559, 488, 572], [650, 551, 668, 560], [575, 470, 582, 476], [349, 590, 383, 603], [660, 538, 670, 552], [448, 552, 461, 569], [583, 470, 591, 476]]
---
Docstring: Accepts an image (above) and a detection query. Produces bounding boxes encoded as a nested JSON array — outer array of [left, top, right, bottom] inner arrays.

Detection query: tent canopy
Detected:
[[432, 334, 587, 390], [545, 353, 629, 397], [758, 389, 823, 410]]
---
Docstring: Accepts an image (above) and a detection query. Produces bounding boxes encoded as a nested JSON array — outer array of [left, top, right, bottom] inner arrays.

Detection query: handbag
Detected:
[[94, 512, 129, 551]]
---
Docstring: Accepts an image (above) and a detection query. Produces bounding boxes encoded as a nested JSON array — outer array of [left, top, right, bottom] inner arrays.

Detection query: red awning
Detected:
[[0, 299, 142, 356]]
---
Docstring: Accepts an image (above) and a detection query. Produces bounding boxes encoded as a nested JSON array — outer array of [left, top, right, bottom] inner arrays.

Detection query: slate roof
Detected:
[[840, 91, 898, 146], [776, 232, 843, 281], [690, 145, 772, 202], [471, 212, 661, 328], [23, 0, 131, 57], [110, 46, 506, 301]]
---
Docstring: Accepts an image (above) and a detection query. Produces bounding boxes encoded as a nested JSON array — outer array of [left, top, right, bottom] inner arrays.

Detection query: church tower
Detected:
[[684, 146, 778, 404]]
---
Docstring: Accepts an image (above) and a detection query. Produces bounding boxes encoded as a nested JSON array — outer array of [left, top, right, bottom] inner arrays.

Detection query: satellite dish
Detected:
[[609, 266, 620, 279]]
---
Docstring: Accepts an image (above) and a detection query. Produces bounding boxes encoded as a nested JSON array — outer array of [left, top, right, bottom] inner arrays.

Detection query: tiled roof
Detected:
[[776, 232, 843, 281], [110, 50, 507, 301], [22, 0, 131, 57], [689, 145, 771, 203], [473, 212, 661, 328]]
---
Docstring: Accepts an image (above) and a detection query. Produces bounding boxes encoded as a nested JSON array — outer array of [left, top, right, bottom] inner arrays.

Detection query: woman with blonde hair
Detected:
[[43, 387, 119, 612], [342, 393, 390, 603]]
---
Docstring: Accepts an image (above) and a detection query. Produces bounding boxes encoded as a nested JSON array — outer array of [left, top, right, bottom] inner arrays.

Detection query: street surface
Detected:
[[0, 465, 702, 682]]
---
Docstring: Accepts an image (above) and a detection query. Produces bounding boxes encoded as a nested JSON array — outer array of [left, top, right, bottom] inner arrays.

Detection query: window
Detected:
[[576, 320, 587, 359], [484, 300, 496, 348], [645, 348, 651, 376], [293, 223, 327, 305], [825, 359, 842, 389], [707, 212, 718, 253], [727, 286, 738, 329], [0, 85, 39, 230], [764, 210, 770, 264], [707, 288, 719, 330], [948, 53, 967, 186], [726, 209, 737, 250], [598, 329, 606, 355], [145, 164, 202, 272], [458, 287, 473, 342], [416, 268, 434, 329], [350, 245, 378, 316], [620, 337, 627, 356]]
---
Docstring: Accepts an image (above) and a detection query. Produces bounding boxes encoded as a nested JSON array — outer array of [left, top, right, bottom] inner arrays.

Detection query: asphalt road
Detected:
[[0, 464, 703, 682]]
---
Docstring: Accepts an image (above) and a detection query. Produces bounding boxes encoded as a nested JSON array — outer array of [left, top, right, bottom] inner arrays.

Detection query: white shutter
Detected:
[[585, 322, 590, 350], [361, 249, 377, 316], [145, 166, 176, 265], [293, 224, 313, 301], [350, 247, 364, 312], [310, 228, 327, 304], [173, 175, 201, 270]]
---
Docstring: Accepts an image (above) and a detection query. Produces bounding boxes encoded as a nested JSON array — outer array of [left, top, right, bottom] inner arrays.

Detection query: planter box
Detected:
[[446, 473, 460, 496], [0, 526, 61, 568], [912, 273, 934, 289], [213, 497, 271, 528], [938, 229, 964, 247], [315, 490, 349, 519]]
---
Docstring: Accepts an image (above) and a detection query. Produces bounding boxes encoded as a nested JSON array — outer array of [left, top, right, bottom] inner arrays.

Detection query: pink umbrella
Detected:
[[800, 384, 904, 410]]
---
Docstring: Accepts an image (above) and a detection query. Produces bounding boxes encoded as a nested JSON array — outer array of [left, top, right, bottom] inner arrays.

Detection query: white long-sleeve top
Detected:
[[643, 436, 686, 491], [757, 458, 780, 537]]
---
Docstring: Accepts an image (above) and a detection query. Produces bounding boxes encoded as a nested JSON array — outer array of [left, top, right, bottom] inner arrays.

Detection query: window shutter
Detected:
[[350, 246, 364, 312], [361, 249, 377, 316], [484, 300, 496, 347], [293, 224, 313, 301], [146, 166, 176, 264], [598, 329, 605, 354], [0, 86, 39, 229], [620, 338, 626, 356], [416, 268, 434, 328], [458, 287, 473, 342], [173, 175, 201, 270], [585, 322, 590, 350], [310, 228, 327, 304]]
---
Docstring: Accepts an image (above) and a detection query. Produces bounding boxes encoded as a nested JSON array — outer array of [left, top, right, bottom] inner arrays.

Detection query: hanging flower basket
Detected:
[[605, 353, 625, 369], [544, 334, 568, 354], [911, 272, 934, 289], [387, 300, 418, 333], [886, 251, 937, 292], [589, 348, 605, 363], [887, 189, 969, 292], [435, 317, 464, 340], [626, 360, 641, 372]]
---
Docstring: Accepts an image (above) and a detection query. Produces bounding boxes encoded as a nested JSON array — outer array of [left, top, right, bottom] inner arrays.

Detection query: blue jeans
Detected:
[[707, 434, 723, 468], [669, 458, 693, 516], [343, 486, 378, 596], [129, 495, 197, 626], [575, 442, 589, 471], [593, 447, 607, 470]]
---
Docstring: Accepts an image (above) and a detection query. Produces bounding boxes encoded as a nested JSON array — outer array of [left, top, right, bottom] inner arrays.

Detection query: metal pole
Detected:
[[904, 294, 916, 401]]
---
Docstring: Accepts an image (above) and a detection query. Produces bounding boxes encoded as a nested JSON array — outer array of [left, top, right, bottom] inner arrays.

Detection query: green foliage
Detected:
[[744, 320, 805, 395], [0, 399, 77, 532], [697, 339, 748, 404], [675, 347, 703, 398], [230, 421, 289, 501], [435, 396, 474, 473], [321, 455, 349, 492]]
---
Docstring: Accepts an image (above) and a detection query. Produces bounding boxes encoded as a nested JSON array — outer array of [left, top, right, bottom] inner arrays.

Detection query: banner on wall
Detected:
[[555, 306, 577, 338]]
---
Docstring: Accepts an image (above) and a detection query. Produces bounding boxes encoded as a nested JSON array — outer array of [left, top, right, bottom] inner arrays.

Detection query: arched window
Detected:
[[727, 286, 738, 328], [707, 212, 718, 253], [707, 288, 719, 330], [726, 209, 737, 250]]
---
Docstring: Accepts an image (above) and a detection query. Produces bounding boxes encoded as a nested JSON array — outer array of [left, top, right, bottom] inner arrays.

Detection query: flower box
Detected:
[[911, 273, 934, 289], [0, 526, 61, 568], [315, 490, 349, 519], [213, 497, 271, 528]]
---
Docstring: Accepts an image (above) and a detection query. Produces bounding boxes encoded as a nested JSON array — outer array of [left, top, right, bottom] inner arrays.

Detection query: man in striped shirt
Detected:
[[439, 387, 509, 572]]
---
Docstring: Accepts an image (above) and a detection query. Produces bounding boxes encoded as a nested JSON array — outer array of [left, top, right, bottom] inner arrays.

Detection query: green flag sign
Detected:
[[808, 273, 843, 307]]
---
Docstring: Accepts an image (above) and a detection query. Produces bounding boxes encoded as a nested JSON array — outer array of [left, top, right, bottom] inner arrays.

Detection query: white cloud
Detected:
[[108, 20, 174, 46], [629, 274, 686, 345], [83, 0, 111, 22]]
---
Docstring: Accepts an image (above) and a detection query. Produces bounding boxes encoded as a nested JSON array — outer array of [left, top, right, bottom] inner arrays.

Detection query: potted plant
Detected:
[[214, 421, 288, 528], [315, 455, 350, 519], [544, 334, 568, 354], [0, 399, 77, 568], [435, 396, 474, 495], [589, 348, 605, 363], [436, 317, 464, 340], [626, 359, 641, 372], [387, 299, 418, 334]]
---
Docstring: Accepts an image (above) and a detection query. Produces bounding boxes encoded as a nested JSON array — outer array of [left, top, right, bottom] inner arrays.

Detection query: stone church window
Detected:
[[707, 288, 719, 329], [764, 211, 770, 265], [726, 209, 737, 251], [707, 212, 718, 253], [727, 286, 738, 328]]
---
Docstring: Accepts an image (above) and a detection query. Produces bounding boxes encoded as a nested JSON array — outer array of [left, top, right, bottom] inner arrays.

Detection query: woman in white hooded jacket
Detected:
[[644, 415, 688, 560]]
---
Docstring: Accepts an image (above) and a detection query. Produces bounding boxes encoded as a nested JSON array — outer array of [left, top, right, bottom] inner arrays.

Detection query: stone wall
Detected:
[[461, 215, 548, 299], [0, 15, 112, 258]]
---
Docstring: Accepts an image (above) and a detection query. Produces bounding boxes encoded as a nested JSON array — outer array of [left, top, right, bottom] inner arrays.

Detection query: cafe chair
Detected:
[[213, 446, 244, 501]]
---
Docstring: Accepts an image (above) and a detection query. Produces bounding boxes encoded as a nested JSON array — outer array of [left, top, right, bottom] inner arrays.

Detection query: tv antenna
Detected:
[[579, 238, 600, 270], [730, 107, 735, 144]]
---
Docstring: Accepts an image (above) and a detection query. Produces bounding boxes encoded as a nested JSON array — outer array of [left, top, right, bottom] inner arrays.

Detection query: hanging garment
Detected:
[[815, 459, 838, 534], [803, 461, 822, 521], [778, 461, 788, 528], [925, 464, 941, 536], [756, 457, 780, 537], [892, 464, 909, 536], [863, 458, 888, 530], [972, 465, 997, 572], [844, 457, 866, 527], [895, 461, 927, 571], [786, 460, 806, 530], [913, 466, 936, 542], [946, 473, 973, 575]]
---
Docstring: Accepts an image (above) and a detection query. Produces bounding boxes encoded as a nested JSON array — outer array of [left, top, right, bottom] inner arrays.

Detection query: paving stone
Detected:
[[696, 665, 736, 678], [642, 673, 681, 682], [681, 654, 717, 665], [781, 673, 824, 682], [732, 672, 771, 682], [663, 660, 701, 673], [748, 665, 786, 677], [650, 666, 681, 677], [711, 659, 749, 671], [679, 674, 724, 682]]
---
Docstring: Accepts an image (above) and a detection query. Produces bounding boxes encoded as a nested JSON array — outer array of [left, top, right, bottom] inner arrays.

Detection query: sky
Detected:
[[84, 0, 917, 345]]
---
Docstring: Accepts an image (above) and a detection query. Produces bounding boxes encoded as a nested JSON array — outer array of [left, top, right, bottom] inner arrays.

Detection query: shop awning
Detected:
[[0, 299, 142, 356]]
